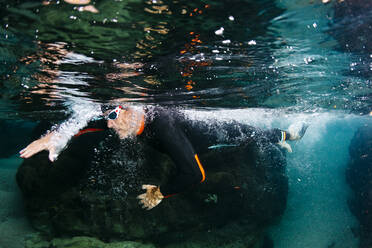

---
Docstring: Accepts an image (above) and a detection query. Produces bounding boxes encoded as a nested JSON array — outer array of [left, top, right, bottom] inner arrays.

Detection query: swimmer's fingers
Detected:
[[19, 140, 46, 158], [137, 193, 147, 200], [140, 200, 150, 209], [146, 199, 162, 210], [137, 192, 152, 209], [139, 197, 161, 210], [142, 184, 156, 190], [19, 133, 56, 161], [138, 196, 150, 209]]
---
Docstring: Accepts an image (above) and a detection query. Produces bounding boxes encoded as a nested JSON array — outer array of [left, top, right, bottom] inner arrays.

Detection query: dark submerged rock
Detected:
[[331, 0, 372, 53], [17, 127, 288, 247], [25, 235, 156, 248], [346, 124, 372, 248]]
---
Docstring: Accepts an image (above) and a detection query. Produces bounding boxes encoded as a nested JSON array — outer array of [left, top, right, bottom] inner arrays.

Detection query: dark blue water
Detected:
[[0, 0, 371, 247]]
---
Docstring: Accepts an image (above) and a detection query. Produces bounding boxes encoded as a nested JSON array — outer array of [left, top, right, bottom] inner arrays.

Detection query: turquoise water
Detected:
[[0, 0, 371, 247], [187, 109, 369, 247], [269, 113, 363, 248]]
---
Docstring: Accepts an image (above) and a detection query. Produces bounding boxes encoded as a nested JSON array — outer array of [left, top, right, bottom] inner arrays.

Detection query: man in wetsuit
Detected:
[[20, 105, 307, 210]]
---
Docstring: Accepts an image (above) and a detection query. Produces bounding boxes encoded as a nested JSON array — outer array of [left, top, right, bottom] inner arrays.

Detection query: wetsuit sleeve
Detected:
[[156, 125, 205, 197]]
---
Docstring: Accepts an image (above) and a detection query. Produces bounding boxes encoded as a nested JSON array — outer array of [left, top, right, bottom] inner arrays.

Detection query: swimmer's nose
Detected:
[[107, 120, 113, 128]]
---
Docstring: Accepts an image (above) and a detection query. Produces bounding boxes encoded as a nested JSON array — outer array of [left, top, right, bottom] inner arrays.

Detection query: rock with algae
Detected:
[[25, 235, 155, 248], [17, 127, 288, 247]]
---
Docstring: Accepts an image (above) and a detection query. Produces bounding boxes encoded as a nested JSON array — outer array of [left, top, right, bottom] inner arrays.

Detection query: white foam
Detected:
[[183, 107, 343, 130], [48, 102, 102, 161]]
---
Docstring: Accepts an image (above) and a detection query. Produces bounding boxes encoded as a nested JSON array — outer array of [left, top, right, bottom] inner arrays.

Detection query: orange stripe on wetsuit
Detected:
[[164, 154, 205, 199], [136, 114, 145, 135], [194, 154, 205, 183], [74, 128, 105, 137]]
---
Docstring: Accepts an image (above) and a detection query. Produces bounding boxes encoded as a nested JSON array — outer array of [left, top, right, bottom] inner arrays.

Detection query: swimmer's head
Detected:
[[105, 104, 140, 139]]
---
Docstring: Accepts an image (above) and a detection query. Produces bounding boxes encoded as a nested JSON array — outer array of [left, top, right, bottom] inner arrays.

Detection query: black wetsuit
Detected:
[[80, 107, 287, 197]]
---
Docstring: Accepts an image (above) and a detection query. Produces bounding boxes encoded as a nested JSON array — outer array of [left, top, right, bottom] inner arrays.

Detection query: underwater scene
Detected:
[[0, 0, 371, 247]]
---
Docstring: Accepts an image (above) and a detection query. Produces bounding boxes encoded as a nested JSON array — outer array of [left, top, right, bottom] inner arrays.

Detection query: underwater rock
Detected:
[[17, 129, 288, 246], [329, 0, 372, 114], [332, 0, 372, 53], [25, 234, 155, 248], [346, 124, 372, 248]]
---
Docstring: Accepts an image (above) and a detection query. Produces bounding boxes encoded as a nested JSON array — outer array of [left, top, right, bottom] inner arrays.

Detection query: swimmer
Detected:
[[20, 105, 307, 210]]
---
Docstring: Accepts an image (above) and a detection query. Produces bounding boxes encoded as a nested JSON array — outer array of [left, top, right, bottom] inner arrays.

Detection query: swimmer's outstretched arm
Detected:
[[19, 131, 59, 162], [19, 109, 104, 162]]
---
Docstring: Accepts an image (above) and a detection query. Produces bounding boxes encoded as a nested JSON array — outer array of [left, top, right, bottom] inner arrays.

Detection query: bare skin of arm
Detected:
[[19, 106, 138, 162], [19, 132, 58, 161]]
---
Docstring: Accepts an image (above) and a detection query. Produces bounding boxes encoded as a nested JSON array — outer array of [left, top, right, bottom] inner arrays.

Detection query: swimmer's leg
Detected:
[[264, 123, 308, 152]]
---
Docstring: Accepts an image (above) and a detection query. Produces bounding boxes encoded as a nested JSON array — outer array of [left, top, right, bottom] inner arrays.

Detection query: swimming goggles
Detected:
[[107, 105, 123, 120]]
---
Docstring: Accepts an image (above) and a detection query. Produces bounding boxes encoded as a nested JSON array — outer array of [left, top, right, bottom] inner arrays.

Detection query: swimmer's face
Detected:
[[106, 107, 133, 139], [107, 112, 122, 129]]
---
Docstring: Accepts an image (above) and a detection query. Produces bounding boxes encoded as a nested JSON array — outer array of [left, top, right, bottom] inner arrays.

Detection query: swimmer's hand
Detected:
[[19, 133, 58, 162], [137, 185, 164, 210]]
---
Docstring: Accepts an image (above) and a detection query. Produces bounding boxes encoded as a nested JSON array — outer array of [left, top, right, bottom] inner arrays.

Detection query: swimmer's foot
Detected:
[[278, 122, 308, 153], [288, 122, 308, 141], [278, 140, 292, 153]]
